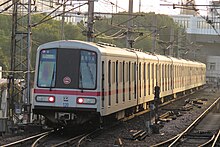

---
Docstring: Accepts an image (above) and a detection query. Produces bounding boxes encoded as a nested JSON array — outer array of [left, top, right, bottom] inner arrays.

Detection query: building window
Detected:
[[208, 63, 216, 70]]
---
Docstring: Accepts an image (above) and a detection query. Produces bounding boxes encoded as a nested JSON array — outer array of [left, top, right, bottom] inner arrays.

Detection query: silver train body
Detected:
[[32, 40, 206, 125]]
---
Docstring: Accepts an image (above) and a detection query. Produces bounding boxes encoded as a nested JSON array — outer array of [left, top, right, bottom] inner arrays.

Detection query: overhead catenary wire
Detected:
[[0, 70, 35, 73], [0, 0, 16, 14], [0, 0, 11, 7], [31, 2, 88, 27], [94, 15, 138, 38]]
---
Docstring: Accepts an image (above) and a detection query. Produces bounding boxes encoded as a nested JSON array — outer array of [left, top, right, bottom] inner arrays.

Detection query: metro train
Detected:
[[32, 40, 206, 126]]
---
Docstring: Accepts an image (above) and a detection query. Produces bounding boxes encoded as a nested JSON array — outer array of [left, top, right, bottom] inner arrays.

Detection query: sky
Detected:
[[75, 0, 210, 16]]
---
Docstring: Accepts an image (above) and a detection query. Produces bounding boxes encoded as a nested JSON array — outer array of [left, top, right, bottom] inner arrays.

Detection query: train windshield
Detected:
[[37, 48, 97, 89]]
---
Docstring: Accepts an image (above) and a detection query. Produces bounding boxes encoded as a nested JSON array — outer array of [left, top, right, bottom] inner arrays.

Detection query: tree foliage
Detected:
[[0, 12, 185, 77], [93, 12, 181, 53]]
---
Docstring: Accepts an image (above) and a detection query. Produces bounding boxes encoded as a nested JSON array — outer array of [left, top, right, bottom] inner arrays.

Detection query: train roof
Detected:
[[38, 40, 206, 67]]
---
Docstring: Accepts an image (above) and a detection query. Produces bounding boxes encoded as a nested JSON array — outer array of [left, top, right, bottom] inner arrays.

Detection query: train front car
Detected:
[[32, 40, 100, 126]]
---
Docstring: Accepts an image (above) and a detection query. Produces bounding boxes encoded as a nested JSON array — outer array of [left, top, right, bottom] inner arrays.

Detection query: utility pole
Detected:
[[139, 0, 141, 13], [26, 0, 32, 123], [9, 0, 33, 124], [61, 2, 66, 40], [87, 0, 94, 42], [169, 27, 174, 56], [151, 15, 157, 53], [126, 0, 133, 48]]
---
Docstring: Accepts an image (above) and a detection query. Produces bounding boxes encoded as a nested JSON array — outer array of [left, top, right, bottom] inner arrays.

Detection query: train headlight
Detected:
[[36, 95, 55, 103], [48, 96, 55, 103], [76, 97, 96, 105]]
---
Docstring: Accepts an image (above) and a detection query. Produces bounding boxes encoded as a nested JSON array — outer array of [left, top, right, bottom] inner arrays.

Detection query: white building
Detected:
[[206, 56, 220, 83], [171, 14, 220, 35], [0, 66, 7, 118]]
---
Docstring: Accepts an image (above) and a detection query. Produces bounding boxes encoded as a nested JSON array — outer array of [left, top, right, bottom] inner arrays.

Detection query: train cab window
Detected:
[[38, 49, 57, 87], [38, 49, 97, 90]]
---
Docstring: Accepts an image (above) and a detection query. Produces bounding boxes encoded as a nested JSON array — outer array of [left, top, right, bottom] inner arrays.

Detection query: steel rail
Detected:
[[198, 134, 216, 147], [212, 129, 220, 147], [31, 130, 54, 147], [77, 129, 101, 147], [2, 130, 53, 147], [150, 134, 180, 147], [168, 97, 220, 147], [51, 134, 84, 147]]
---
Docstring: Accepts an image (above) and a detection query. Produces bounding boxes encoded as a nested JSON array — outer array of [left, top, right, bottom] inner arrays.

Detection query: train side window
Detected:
[[126, 62, 128, 82], [134, 62, 137, 99], [120, 62, 122, 83], [102, 61, 105, 108], [131, 63, 134, 81], [174, 66, 176, 88], [129, 62, 131, 100], [159, 64, 161, 88], [161, 64, 164, 91], [116, 61, 118, 104], [156, 64, 158, 86], [112, 62, 115, 84], [144, 63, 146, 96], [165, 64, 167, 91], [139, 63, 141, 98], [148, 63, 150, 95], [108, 61, 111, 106], [152, 63, 154, 94], [123, 61, 125, 102], [168, 65, 170, 90]]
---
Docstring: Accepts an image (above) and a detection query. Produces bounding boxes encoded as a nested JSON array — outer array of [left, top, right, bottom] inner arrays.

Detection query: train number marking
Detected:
[[63, 103, 69, 107]]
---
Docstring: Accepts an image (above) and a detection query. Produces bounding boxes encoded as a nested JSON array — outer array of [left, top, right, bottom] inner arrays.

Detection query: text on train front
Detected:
[[37, 48, 97, 90]]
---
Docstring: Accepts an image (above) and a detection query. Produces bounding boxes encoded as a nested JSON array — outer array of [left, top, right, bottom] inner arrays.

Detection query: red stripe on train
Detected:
[[34, 89, 102, 96]]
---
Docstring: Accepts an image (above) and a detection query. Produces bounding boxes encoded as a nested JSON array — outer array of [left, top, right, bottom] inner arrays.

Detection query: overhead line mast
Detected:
[[8, 0, 33, 123], [126, 0, 133, 48], [87, 0, 94, 42]]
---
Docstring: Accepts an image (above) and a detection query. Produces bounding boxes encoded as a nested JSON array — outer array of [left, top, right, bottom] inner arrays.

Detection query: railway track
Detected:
[[31, 128, 103, 147], [151, 96, 220, 147], [1, 130, 53, 147]]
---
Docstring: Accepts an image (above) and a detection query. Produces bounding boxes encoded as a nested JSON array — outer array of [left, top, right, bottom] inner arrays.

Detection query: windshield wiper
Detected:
[[50, 64, 56, 91], [79, 69, 84, 93]]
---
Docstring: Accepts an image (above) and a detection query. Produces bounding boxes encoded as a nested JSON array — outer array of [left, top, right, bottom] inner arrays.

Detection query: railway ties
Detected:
[[151, 96, 220, 147]]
